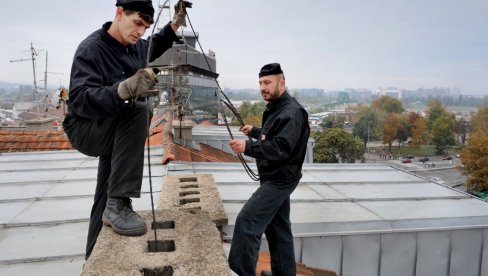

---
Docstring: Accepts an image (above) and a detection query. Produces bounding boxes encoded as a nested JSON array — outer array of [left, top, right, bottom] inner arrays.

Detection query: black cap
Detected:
[[259, 63, 284, 78], [116, 0, 155, 21]]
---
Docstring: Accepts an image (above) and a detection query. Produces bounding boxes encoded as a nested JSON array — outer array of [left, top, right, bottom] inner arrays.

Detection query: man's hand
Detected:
[[117, 68, 159, 100], [239, 125, 253, 136], [172, 0, 192, 27], [229, 139, 246, 153]]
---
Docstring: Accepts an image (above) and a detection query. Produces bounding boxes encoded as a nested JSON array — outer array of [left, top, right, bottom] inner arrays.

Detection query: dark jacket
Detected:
[[244, 91, 310, 183], [67, 22, 179, 119]]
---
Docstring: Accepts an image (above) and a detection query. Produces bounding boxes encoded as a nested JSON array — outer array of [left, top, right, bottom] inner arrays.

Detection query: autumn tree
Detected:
[[459, 132, 488, 192], [431, 113, 456, 154], [312, 128, 365, 163], [409, 114, 430, 147], [470, 105, 488, 133], [382, 113, 401, 153], [371, 95, 404, 114], [459, 105, 488, 192]]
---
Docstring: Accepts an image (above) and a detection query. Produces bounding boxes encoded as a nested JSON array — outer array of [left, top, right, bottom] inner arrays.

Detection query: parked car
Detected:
[[419, 157, 430, 163], [401, 159, 412, 163], [403, 155, 415, 159], [443, 156, 453, 160]]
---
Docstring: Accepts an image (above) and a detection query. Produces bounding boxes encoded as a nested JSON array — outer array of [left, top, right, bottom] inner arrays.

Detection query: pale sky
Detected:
[[1, 0, 487, 94]]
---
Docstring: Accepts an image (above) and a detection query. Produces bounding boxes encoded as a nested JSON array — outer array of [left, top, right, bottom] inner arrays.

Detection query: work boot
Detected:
[[102, 197, 147, 236]]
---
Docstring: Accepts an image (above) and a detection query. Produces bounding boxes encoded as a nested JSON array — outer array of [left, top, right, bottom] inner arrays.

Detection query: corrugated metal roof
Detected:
[[2, 149, 488, 275]]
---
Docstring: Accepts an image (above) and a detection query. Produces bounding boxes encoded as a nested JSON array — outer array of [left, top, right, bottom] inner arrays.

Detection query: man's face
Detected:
[[259, 75, 285, 102], [116, 10, 150, 45]]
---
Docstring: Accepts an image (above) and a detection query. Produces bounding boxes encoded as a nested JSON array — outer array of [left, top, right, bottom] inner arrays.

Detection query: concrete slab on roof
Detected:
[[0, 158, 91, 171], [359, 198, 488, 220], [0, 201, 33, 225], [0, 183, 55, 201], [306, 170, 421, 183], [9, 197, 93, 225], [217, 183, 324, 201], [0, 257, 85, 276], [330, 182, 465, 200], [0, 150, 89, 162], [0, 222, 87, 263], [307, 184, 349, 200]]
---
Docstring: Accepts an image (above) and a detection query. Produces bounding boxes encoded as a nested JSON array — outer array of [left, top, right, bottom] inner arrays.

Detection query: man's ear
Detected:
[[279, 78, 286, 92], [115, 6, 124, 18]]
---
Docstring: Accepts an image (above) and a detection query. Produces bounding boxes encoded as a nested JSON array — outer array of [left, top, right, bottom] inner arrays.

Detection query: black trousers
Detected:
[[228, 179, 298, 276], [63, 102, 150, 260]]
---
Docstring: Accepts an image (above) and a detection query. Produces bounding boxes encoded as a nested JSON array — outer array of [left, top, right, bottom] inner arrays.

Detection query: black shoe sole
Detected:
[[102, 214, 147, 236]]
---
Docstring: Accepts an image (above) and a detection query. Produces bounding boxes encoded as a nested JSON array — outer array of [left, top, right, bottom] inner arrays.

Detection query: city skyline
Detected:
[[1, 0, 487, 94]]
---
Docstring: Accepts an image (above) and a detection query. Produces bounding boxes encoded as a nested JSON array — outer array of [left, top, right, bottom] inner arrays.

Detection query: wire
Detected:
[[144, 0, 169, 252], [186, 12, 259, 180]]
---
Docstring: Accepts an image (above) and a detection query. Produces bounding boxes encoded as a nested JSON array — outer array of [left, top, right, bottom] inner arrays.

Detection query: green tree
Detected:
[[231, 101, 266, 126], [352, 106, 382, 148], [396, 114, 411, 155], [312, 128, 365, 163], [427, 98, 448, 130], [431, 113, 456, 154], [371, 95, 404, 114], [321, 114, 346, 129]]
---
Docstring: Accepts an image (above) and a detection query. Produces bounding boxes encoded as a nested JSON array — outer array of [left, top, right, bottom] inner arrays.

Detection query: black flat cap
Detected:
[[259, 63, 283, 78], [116, 0, 155, 20]]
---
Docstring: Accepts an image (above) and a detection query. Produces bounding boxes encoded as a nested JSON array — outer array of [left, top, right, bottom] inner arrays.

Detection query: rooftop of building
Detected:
[[1, 139, 488, 275]]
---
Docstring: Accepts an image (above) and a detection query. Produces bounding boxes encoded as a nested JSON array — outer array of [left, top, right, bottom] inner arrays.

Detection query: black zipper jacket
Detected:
[[67, 22, 179, 119], [244, 91, 310, 183]]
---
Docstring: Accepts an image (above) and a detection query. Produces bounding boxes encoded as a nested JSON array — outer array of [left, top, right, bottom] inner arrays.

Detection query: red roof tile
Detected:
[[0, 130, 73, 153]]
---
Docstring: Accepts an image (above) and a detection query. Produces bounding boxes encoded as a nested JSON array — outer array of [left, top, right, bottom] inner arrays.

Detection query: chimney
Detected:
[[172, 119, 195, 143]]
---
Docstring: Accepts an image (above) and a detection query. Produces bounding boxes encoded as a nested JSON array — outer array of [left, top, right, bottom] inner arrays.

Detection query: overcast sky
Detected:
[[2, 0, 487, 94]]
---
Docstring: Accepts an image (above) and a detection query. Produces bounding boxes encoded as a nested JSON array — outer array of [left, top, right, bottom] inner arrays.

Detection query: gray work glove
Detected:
[[172, 0, 192, 27], [117, 68, 159, 100]]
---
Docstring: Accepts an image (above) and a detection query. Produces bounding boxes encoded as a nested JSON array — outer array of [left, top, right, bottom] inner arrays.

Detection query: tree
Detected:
[[410, 115, 430, 147], [321, 114, 346, 129], [459, 132, 488, 192], [312, 128, 365, 163], [382, 114, 401, 153], [459, 105, 488, 192], [453, 117, 469, 146], [470, 105, 488, 133], [427, 98, 448, 130], [231, 101, 266, 126], [371, 95, 404, 114], [352, 106, 382, 148], [396, 114, 411, 155], [431, 113, 456, 154]]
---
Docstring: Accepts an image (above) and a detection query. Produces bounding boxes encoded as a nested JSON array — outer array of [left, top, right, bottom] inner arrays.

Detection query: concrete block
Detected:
[[82, 209, 230, 276], [158, 174, 228, 227]]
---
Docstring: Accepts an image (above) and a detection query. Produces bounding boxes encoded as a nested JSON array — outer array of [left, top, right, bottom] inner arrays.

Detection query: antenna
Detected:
[[10, 42, 39, 98]]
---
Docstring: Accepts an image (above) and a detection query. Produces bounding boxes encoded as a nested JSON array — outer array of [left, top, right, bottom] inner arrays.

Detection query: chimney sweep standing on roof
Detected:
[[63, 0, 192, 260], [229, 63, 310, 276]]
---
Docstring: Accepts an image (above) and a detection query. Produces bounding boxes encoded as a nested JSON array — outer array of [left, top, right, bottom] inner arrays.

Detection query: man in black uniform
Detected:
[[228, 63, 310, 276], [63, 0, 191, 260]]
